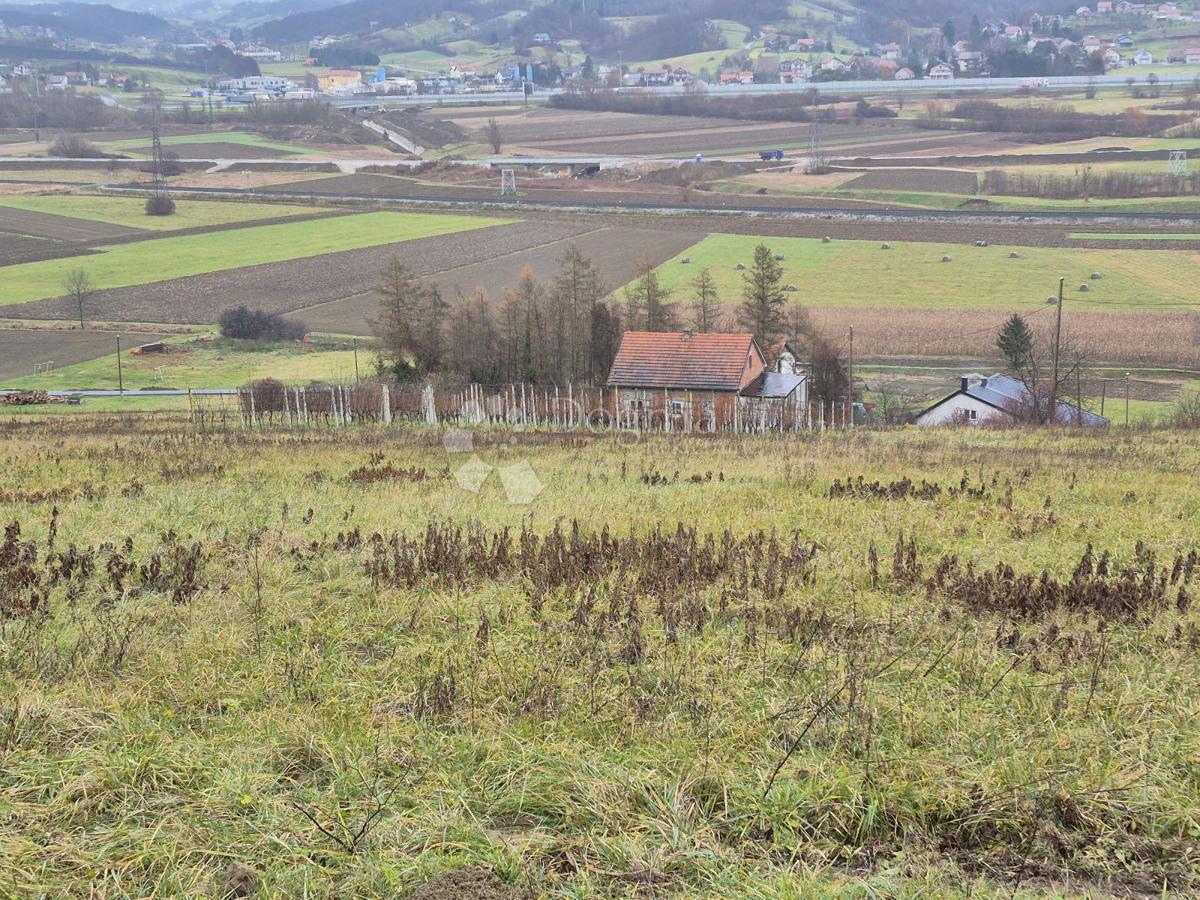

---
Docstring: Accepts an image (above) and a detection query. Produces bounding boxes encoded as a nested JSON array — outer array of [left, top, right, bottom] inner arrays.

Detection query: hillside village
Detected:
[[8, 1, 1200, 102]]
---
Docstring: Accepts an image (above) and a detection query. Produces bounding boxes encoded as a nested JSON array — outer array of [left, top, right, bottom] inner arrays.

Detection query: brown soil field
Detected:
[[0, 232, 93, 266], [296, 223, 702, 335], [0, 326, 168, 382], [0, 206, 144, 241], [168, 171, 340, 189], [809, 307, 1200, 369], [126, 142, 300, 159], [0, 219, 596, 325], [844, 168, 980, 194]]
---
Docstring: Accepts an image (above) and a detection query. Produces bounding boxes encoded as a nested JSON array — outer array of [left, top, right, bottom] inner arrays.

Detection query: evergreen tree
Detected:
[[736, 243, 787, 349], [371, 258, 424, 378], [624, 256, 676, 332], [997, 313, 1034, 374], [689, 267, 722, 332]]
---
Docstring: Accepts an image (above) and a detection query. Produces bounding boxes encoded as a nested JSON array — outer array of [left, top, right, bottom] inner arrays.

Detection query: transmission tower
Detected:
[[499, 168, 518, 196], [1169, 150, 1188, 177], [807, 115, 826, 173], [145, 108, 176, 216]]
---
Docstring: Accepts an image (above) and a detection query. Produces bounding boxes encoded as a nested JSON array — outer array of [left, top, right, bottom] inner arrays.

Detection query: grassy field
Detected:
[[1, 335, 363, 392], [643, 234, 1200, 313], [100, 132, 326, 158], [0, 421, 1197, 896], [0, 211, 511, 307], [0, 194, 311, 231]]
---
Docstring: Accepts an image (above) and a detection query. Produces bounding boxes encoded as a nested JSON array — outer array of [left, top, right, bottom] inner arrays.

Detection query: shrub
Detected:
[[1169, 392, 1200, 428], [144, 195, 176, 216], [48, 133, 105, 158], [218, 305, 306, 342]]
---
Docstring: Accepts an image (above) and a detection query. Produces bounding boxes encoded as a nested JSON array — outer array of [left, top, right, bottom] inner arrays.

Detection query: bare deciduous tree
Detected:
[[62, 269, 93, 328], [484, 117, 503, 154]]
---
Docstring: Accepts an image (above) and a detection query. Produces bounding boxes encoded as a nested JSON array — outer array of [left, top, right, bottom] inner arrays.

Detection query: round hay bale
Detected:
[[784, 284, 799, 292], [1079, 283, 1090, 292], [774, 254, 786, 261], [735, 263, 746, 270], [942, 255, 953, 263], [681, 257, 690, 264], [1047, 297, 1058, 303], [1090, 271, 1102, 280], [881, 243, 892, 250], [978, 240, 989, 247], [822, 236, 832, 244], [1009, 251, 1021, 258]]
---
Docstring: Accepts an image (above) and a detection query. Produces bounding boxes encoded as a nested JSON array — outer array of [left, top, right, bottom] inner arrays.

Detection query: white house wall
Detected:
[[915, 394, 1011, 426]]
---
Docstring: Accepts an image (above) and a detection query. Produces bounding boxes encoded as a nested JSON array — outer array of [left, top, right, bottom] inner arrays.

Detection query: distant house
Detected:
[[1157, 2, 1183, 19], [1134, 48, 1155, 64], [778, 58, 811, 83], [928, 62, 955, 79], [1083, 35, 1103, 49], [956, 51, 985, 74], [1098, 0, 1114, 11], [915, 374, 1109, 427], [606, 332, 807, 416], [317, 68, 363, 91], [1075, 5, 1092, 16], [820, 57, 848, 72], [895, 66, 916, 80], [44, 74, 68, 91], [1103, 48, 1125, 66], [1115, 34, 1135, 47], [879, 42, 902, 60], [532, 32, 551, 44]]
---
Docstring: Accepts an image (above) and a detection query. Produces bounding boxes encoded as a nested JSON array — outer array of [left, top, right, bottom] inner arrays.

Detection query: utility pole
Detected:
[[848, 324, 854, 428], [116, 336, 124, 393], [352, 338, 360, 383], [1050, 276, 1064, 423], [1125, 372, 1131, 426]]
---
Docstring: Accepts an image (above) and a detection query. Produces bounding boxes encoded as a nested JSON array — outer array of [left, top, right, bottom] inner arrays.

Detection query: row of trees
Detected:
[[372, 242, 850, 405]]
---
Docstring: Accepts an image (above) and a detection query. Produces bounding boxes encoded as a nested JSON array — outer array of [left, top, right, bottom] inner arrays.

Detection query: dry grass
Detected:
[[810, 307, 1200, 368]]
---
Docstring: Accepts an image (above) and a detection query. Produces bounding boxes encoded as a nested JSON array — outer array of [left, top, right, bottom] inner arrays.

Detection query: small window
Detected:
[[968, 409, 978, 420], [669, 400, 685, 415]]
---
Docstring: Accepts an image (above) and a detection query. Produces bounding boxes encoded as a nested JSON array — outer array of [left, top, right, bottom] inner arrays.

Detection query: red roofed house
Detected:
[[606, 331, 807, 429]]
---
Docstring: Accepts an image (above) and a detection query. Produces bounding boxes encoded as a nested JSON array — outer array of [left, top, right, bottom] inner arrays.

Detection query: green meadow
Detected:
[[0, 212, 511, 306]]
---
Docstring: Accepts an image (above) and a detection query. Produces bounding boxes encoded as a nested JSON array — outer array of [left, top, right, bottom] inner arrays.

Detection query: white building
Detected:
[[928, 62, 955, 79], [217, 75, 295, 93], [915, 374, 1109, 427], [1134, 49, 1154, 64]]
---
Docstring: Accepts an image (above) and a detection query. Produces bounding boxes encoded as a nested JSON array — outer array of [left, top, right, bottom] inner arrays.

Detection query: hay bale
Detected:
[[784, 284, 799, 292], [1009, 251, 1021, 258], [881, 243, 891, 250], [1090, 271, 1102, 280], [822, 236, 832, 243], [774, 254, 786, 261], [942, 255, 953, 263], [1078, 283, 1090, 292], [680, 257, 690, 264], [735, 263, 746, 270]]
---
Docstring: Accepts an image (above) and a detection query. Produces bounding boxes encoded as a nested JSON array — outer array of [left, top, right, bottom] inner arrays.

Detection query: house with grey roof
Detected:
[[915, 373, 1109, 427]]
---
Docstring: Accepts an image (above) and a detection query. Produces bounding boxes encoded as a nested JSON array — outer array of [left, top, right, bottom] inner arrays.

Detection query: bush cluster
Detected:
[[218, 306, 306, 342]]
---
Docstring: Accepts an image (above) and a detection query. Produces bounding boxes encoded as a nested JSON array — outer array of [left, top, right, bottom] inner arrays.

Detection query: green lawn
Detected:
[[0, 211, 512, 307], [642, 233, 1200, 312], [102, 131, 325, 157], [0, 194, 312, 231], [3, 335, 363, 392]]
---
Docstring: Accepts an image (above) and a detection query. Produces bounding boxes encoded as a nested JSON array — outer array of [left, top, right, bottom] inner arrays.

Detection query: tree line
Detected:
[[372, 242, 850, 405]]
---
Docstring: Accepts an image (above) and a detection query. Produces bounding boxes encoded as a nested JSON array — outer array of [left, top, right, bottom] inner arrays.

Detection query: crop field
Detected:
[[0, 211, 510, 308], [0, 327, 171, 382], [0, 421, 1198, 896], [0, 194, 314, 232], [843, 168, 980, 194], [0, 233, 87, 267], [1, 335, 362, 391], [0, 206, 141, 242], [297, 223, 702, 336], [101, 132, 324, 158]]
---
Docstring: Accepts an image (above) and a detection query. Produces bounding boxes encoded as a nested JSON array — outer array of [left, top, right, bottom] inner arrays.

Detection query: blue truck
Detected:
[[758, 150, 785, 161]]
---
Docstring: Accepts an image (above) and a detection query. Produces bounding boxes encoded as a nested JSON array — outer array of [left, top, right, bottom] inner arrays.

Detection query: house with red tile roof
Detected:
[[606, 331, 808, 428]]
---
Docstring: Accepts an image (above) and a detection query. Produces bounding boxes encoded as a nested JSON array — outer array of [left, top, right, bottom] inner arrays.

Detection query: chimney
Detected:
[[960, 376, 969, 392], [682, 328, 693, 342]]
